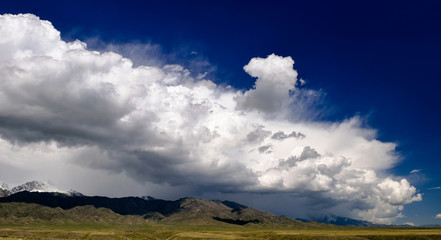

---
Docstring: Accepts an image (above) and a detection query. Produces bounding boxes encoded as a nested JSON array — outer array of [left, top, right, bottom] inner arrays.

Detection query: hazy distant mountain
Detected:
[[419, 224, 441, 228], [311, 215, 384, 227], [0, 191, 323, 227]]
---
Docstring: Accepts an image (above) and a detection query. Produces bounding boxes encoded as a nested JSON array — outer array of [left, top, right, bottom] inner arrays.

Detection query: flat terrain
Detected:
[[0, 223, 441, 240]]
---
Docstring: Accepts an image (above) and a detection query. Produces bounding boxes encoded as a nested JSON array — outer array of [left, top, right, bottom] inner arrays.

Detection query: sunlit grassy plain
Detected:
[[1, 222, 441, 239], [0, 203, 441, 239]]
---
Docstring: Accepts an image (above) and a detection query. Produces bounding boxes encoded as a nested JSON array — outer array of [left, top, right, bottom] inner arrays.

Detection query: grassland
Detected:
[[0, 222, 441, 240]]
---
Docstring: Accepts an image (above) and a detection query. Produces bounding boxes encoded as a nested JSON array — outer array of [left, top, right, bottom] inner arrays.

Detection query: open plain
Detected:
[[1, 222, 441, 240]]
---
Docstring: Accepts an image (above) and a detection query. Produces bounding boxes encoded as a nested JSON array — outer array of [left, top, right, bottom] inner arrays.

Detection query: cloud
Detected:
[[435, 214, 441, 219], [428, 187, 441, 190], [271, 131, 305, 141], [0, 14, 422, 223], [236, 54, 298, 114], [410, 169, 422, 174]]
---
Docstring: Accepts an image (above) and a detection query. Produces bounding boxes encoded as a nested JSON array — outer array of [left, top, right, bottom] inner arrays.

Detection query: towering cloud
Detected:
[[0, 14, 421, 223], [236, 54, 298, 113]]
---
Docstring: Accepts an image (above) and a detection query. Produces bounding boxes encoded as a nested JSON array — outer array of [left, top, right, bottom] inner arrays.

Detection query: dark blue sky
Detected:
[[1, 0, 440, 224]]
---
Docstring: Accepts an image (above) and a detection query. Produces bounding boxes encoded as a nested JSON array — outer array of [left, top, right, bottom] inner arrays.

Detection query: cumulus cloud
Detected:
[[236, 54, 298, 114], [0, 14, 422, 223], [435, 214, 441, 219]]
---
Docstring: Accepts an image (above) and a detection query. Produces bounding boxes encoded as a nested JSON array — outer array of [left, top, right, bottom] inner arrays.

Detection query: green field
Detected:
[[0, 223, 441, 240]]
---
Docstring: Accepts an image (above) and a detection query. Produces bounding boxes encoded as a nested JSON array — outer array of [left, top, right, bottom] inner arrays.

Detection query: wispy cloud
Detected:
[[0, 13, 422, 224], [428, 187, 441, 190], [410, 169, 422, 174]]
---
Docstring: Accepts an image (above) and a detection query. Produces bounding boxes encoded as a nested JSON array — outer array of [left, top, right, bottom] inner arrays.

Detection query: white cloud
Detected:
[[0, 13, 422, 223], [236, 54, 298, 114], [435, 214, 441, 219], [410, 169, 421, 174]]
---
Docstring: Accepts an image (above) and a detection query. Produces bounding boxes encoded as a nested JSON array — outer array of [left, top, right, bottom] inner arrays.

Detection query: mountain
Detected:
[[311, 215, 385, 227], [0, 182, 8, 189], [0, 182, 10, 198], [11, 180, 64, 194], [163, 198, 304, 226], [419, 224, 441, 228], [0, 191, 323, 227], [0, 180, 82, 197], [0, 202, 146, 224], [0, 189, 10, 198]]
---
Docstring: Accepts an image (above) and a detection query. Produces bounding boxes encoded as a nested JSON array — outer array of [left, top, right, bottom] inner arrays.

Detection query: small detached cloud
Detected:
[[428, 187, 441, 190], [0, 13, 422, 224], [271, 131, 305, 141], [435, 214, 441, 219], [410, 169, 422, 174]]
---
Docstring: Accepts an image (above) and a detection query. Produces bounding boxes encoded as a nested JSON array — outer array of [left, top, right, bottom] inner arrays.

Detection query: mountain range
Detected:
[[305, 215, 386, 227], [0, 190, 323, 227], [0, 180, 81, 197], [0, 180, 324, 226], [1, 180, 437, 227]]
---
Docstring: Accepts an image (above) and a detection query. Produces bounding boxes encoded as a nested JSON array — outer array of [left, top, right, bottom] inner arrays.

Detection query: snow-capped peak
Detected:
[[140, 196, 156, 201], [0, 181, 9, 191], [11, 180, 65, 194], [0, 180, 83, 197]]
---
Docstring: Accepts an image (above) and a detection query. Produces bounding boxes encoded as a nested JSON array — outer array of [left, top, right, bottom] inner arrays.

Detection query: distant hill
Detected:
[[310, 215, 385, 227], [0, 202, 145, 224], [420, 224, 441, 228], [0, 191, 324, 227]]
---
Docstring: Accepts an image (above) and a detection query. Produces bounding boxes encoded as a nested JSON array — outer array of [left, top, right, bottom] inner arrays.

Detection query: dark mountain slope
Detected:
[[0, 191, 180, 216]]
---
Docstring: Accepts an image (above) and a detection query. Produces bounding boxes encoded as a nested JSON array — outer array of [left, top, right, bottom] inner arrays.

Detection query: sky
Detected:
[[0, 0, 440, 225]]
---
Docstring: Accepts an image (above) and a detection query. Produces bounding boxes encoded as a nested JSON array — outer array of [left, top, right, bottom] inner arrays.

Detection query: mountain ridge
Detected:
[[309, 215, 387, 227], [0, 191, 325, 227], [1, 181, 432, 227], [0, 180, 81, 197]]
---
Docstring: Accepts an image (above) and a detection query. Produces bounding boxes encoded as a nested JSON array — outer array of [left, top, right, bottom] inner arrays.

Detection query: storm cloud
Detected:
[[0, 14, 421, 223]]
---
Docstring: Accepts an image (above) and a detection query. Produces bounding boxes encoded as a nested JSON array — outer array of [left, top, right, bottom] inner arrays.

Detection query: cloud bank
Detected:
[[0, 14, 421, 223]]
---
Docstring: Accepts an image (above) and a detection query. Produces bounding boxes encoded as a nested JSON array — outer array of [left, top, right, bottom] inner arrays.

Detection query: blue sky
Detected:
[[0, 0, 440, 225]]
